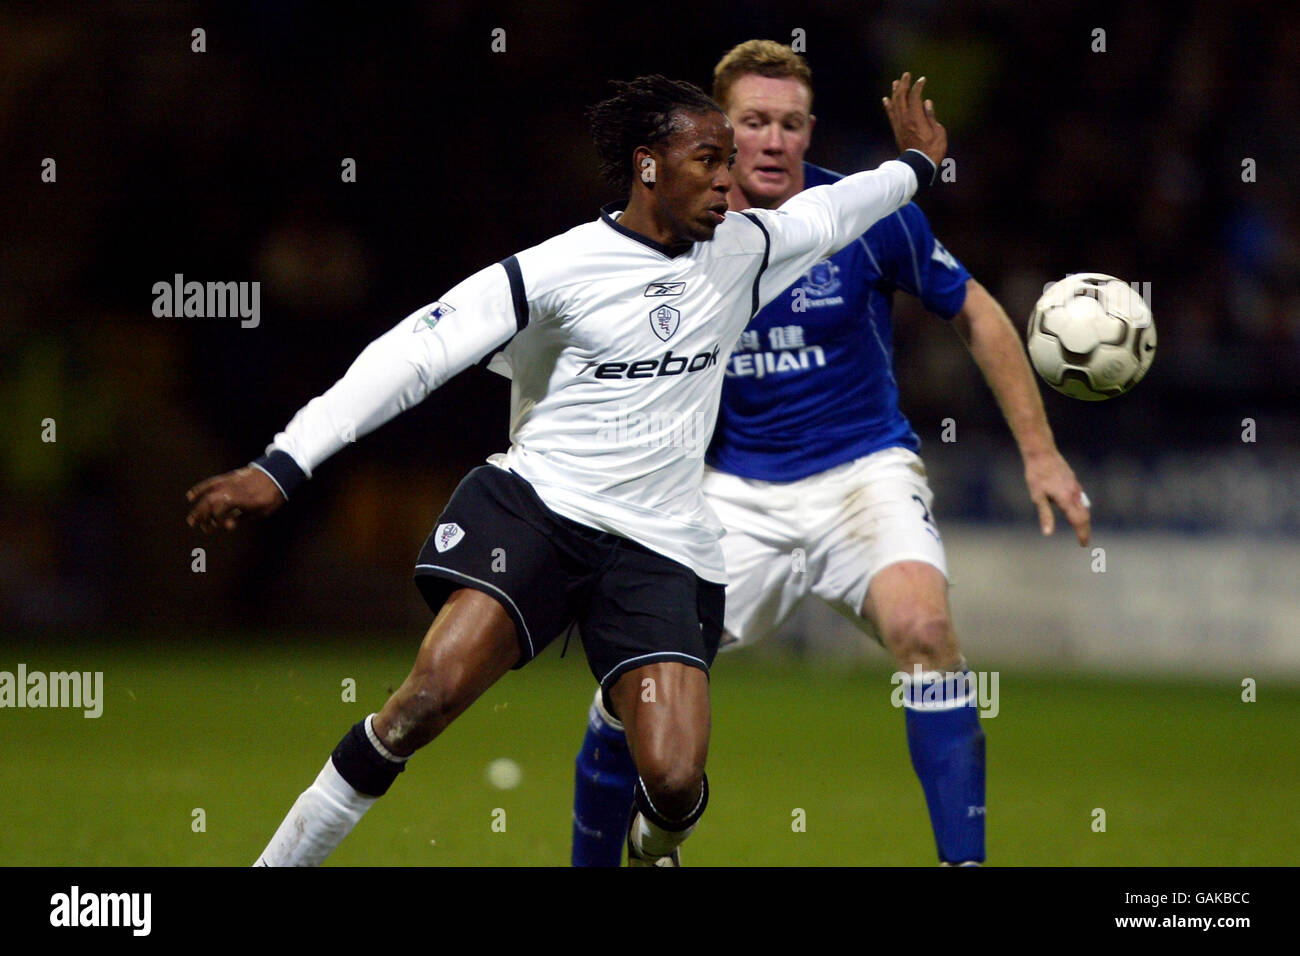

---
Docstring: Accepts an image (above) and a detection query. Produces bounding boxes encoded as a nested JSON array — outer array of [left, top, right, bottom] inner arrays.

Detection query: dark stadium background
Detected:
[[4, 0, 1296, 632], [1, 1, 1298, 873]]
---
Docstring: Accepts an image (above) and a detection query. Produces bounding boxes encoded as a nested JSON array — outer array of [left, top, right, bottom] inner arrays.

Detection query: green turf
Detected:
[[2, 635, 1295, 865]]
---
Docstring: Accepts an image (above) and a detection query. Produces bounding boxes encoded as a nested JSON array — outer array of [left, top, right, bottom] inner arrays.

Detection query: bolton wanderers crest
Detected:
[[434, 522, 464, 553], [649, 305, 681, 341]]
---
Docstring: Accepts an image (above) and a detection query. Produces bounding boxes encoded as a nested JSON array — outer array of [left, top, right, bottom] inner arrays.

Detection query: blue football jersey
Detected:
[[707, 163, 972, 481]]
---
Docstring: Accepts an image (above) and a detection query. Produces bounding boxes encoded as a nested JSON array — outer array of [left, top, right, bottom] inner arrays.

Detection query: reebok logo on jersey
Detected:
[[643, 281, 686, 297], [414, 301, 455, 333], [649, 305, 680, 341], [576, 345, 720, 380], [434, 522, 464, 552]]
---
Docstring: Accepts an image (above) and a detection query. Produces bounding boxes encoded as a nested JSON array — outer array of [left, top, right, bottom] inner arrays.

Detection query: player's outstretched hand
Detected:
[[186, 466, 285, 534], [882, 72, 946, 169], [1025, 450, 1091, 547]]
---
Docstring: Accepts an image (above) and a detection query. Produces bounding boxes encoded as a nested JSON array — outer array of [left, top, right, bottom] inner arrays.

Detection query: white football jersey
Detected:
[[262, 158, 922, 582]]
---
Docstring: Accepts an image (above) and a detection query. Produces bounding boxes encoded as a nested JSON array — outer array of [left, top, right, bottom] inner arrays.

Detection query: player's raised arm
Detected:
[[750, 72, 947, 308], [881, 72, 946, 168], [952, 279, 1092, 546], [186, 261, 524, 533]]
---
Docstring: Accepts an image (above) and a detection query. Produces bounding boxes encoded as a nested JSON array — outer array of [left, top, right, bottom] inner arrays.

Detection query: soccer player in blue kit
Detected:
[[571, 42, 1092, 866]]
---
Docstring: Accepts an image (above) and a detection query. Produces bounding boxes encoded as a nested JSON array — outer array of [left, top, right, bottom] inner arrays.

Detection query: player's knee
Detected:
[[637, 752, 706, 822], [888, 614, 960, 671]]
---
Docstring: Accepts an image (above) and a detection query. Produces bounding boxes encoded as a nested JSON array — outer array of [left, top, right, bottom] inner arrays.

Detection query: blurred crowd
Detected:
[[2, 0, 1296, 629]]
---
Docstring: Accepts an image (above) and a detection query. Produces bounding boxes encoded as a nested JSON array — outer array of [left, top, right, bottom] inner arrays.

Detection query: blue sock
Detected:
[[571, 690, 637, 867], [901, 669, 986, 864]]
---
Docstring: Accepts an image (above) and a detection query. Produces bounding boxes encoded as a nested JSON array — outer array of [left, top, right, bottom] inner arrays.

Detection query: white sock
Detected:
[[632, 811, 695, 858], [254, 758, 378, 866], [631, 776, 705, 859]]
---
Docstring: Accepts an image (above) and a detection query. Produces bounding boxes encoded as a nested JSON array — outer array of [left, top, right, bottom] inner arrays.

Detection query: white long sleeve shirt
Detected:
[[255, 154, 926, 582]]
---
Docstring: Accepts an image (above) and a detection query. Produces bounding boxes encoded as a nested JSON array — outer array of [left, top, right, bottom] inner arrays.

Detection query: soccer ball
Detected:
[[1027, 273, 1156, 401]]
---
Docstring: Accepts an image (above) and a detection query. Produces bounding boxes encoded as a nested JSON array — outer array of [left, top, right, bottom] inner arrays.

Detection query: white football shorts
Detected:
[[703, 445, 949, 647]]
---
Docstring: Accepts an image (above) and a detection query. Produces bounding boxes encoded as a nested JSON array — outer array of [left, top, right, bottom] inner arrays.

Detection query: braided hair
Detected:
[[587, 75, 724, 193]]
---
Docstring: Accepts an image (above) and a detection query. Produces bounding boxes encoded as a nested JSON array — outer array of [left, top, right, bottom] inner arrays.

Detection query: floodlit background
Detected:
[[2, 1, 1297, 865]]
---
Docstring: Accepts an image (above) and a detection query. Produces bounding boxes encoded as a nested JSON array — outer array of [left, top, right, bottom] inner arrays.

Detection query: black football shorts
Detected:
[[414, 465, 724, 704]]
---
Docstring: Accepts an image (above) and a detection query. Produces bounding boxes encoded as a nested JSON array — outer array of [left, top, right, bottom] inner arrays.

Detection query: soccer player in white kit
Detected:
[[570, 43, 1091, 866], [186, 72, 947, 866]]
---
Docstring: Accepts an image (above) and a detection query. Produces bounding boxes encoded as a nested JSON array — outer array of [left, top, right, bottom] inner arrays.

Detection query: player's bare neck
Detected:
[[618, 197, 692, 255]]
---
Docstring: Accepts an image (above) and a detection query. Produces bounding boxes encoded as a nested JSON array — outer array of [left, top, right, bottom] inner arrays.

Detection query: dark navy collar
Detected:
[[599, 201, 693, 259]]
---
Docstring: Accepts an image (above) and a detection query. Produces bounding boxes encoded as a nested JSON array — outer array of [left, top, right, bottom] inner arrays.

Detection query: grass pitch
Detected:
[[2, 633, 1294, 865]]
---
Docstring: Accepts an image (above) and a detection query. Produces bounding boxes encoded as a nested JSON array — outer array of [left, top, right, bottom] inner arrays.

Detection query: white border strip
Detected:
[[414, 564, 535, 659]]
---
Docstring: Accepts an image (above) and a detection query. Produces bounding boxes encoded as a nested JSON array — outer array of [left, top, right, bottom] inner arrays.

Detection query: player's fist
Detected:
[[882, 72, 946, 168], [186, 466, 285, 533]]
